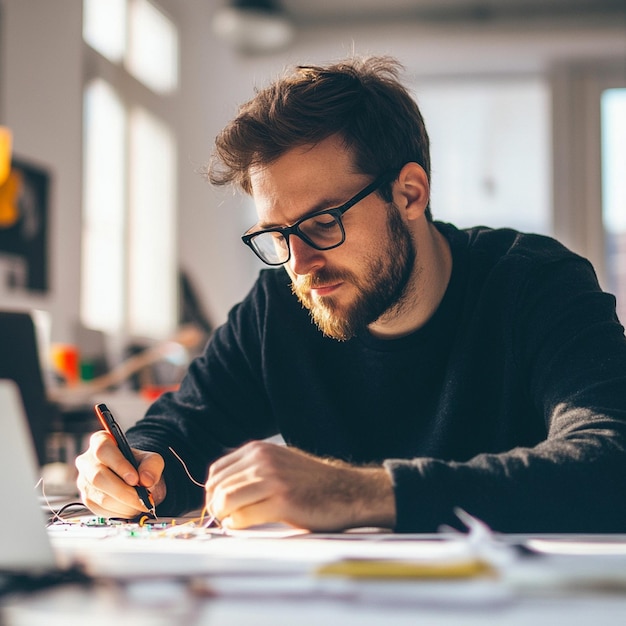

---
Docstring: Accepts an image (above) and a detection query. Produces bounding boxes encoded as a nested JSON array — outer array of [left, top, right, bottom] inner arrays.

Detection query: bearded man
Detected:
[[76, 56, 626, 533]]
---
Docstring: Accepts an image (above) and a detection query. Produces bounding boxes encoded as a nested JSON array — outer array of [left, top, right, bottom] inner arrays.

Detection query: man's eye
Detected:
[[299, 213, 340, 240], [313, 218, 337, 229], [309, 210, 339, 226]]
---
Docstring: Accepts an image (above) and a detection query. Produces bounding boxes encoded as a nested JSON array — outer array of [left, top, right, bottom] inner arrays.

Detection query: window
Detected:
[[415, 78, 551, 235], [127, 108, 177, 337], [81, 0, 179, 340], [83, 0, 178, 93], [82, 80, 126, 333], [83, 0, 126, 63], [602, 88, 626, 325], [551, 62, 625, 328], [416, 70, 624, 327], [127, 0, 179, 94]]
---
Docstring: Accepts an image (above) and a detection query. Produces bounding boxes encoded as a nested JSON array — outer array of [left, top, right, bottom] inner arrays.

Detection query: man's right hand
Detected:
[[75, 431, 166, 518]]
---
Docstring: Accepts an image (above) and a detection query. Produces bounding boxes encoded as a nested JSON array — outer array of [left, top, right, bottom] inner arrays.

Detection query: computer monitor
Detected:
[[0, 310, 54, 465]]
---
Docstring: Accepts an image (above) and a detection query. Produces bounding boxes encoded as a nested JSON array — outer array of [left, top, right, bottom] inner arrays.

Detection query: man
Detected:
[[76, 56, 626, 533]]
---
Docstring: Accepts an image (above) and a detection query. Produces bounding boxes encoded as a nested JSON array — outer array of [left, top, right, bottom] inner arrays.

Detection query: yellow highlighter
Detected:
[[316, 557, 495, 580]]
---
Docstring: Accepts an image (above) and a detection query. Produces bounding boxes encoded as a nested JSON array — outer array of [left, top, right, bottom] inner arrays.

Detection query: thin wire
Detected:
[[36, 477, 64, 525], [36, 476, 87, 526], [168, 446, 220, 528], [168, 446, 204, 487]]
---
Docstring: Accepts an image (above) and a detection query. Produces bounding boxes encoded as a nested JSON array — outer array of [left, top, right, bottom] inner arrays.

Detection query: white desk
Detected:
[[3, 526, 626, 625], [6, 583, 626, 626]]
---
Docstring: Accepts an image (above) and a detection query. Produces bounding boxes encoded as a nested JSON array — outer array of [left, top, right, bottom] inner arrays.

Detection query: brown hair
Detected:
[[208, 55, 432, 219]]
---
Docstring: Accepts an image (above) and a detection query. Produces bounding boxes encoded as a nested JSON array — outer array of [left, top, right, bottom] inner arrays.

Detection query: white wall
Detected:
[[1, 0, 625, 345], [1, 0, 83, 342]]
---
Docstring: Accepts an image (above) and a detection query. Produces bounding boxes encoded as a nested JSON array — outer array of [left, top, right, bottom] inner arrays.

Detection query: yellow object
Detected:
[[0, 127, 12, 186], [0, 169, 22, 228], [316, 558, 494, 580]]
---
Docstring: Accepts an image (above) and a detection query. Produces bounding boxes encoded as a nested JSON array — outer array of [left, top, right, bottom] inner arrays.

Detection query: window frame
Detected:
[[551, 59, 626, 291]]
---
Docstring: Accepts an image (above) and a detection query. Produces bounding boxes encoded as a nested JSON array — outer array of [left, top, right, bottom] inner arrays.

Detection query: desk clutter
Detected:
[[5, 506, 626, 625]]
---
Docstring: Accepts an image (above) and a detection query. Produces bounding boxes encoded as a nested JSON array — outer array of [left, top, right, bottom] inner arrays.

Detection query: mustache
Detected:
[[294, 268, 354, 291]]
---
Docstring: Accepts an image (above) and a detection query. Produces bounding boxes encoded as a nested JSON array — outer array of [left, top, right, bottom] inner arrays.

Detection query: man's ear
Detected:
[[393, 162, 430, 221]]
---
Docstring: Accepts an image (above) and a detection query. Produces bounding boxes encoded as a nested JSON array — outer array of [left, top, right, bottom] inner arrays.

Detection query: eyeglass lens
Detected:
[[252, 212, 344, 264], [251, 231, 289, 265]]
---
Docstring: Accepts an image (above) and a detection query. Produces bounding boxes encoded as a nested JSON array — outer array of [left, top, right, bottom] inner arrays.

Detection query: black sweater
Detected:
[[128, 223, 626, 532]]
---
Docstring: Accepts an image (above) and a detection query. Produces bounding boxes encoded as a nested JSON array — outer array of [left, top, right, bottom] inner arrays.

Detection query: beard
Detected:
[[291, 204, 417, 341]]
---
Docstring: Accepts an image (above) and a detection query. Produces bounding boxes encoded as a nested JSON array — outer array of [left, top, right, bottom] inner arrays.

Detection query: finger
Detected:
[[207, 442, 258, 482], [206, 440, 282, 494], [78, 487, 142, 518], [75, 462, 145, 518], [220, 498, 286, 530], [205, 452, 258, 503], [134, 450, 165, 489], [208, 470, 277, 521], [80, 492, 142, 519], [89, 431, 140, 486], [75, 441, 152, 516], [208, 439, 281, 478]]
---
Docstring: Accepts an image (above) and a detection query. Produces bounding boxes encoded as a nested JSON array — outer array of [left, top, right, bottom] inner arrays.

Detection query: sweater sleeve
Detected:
[[126, 274, 279, 516], [386, 254, 626, 533]]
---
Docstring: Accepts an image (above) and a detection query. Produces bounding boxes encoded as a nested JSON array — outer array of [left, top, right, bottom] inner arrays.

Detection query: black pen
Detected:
[[94, 403, 157, 518]]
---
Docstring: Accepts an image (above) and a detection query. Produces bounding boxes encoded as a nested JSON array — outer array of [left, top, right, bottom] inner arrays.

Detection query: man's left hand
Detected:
[[205, 440, 396, 532]]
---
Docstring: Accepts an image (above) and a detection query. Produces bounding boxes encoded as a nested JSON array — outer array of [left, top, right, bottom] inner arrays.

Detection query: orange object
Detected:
[[0, 127, 12, 186], [140, 383, 180, 402], [50, 344, 80, 386]]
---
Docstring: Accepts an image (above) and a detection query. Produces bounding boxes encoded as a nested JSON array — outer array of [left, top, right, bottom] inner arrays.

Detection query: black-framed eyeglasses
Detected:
[[241, 174, 392, 266]]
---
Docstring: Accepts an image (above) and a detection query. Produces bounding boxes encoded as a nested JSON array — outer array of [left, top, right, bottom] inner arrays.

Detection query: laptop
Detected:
[[0, 378, 57, 572]]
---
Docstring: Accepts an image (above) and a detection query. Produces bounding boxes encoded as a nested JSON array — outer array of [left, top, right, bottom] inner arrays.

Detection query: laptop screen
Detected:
[[0, 379, 57, 572]]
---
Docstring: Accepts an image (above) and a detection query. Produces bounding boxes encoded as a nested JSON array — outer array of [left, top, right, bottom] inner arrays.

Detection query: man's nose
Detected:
[[288, 235, 325, 276]]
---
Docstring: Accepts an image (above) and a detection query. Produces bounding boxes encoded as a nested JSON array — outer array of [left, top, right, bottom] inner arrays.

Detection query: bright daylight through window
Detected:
[[81, 0, 179, 340], [602, 88, 626, 326]]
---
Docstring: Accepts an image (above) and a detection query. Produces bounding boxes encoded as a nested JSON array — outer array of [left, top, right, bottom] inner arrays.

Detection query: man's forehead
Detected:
[[249, 175, 345, 228], [249, 138, 356, 186], [247, 138, 365, 224]]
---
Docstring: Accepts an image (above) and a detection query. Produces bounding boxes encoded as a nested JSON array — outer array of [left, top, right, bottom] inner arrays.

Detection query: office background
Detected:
[[0, 0, 624, 361]]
